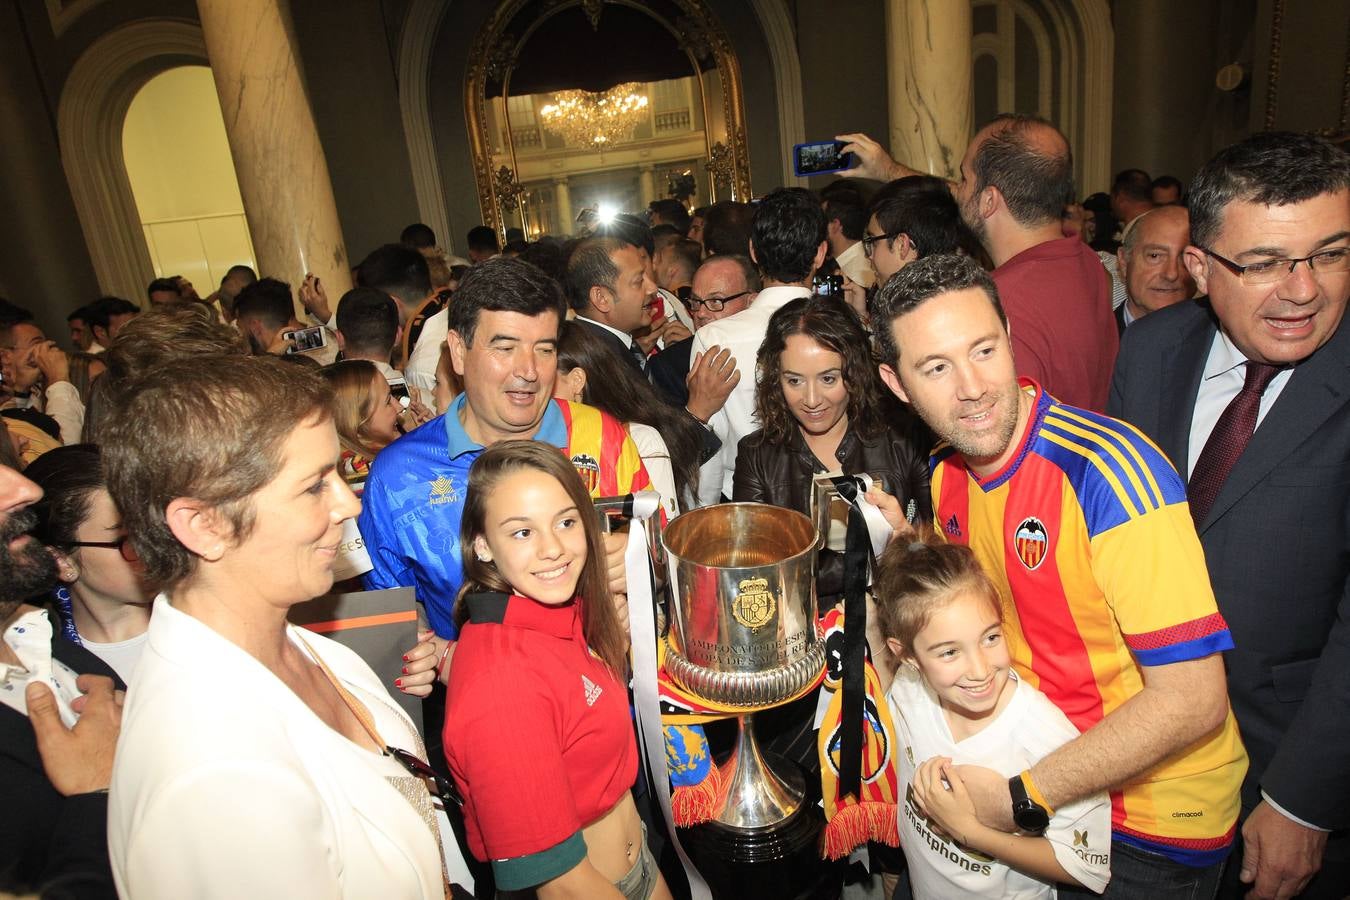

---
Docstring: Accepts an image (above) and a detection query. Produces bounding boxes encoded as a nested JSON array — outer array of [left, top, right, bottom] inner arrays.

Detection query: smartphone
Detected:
[[793, 140, 854, 177], [812, 273, 843, 299], [387, 377, 412, 410], [283, 325, 327, 354]]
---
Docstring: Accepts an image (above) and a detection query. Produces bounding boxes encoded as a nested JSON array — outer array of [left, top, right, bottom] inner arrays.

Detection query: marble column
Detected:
[[638, 165, 657, 207], [884, 0, 973, 181], [553, 177, 572, 236], [197, 0, 352, 304]]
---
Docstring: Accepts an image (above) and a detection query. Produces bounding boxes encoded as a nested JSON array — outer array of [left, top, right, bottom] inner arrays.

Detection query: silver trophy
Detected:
[[662, 503, 824, 830]]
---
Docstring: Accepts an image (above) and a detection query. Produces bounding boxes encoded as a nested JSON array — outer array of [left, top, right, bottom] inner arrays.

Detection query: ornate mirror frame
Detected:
[[465, 0, 753, 235]]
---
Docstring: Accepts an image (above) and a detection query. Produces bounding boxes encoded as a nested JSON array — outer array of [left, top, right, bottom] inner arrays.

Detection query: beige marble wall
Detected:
[[197, 0, 352, 303], [885, 0, 973, 181]]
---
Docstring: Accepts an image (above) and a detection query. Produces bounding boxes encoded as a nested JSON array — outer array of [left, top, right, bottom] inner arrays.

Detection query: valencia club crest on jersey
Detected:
[[570, 453, 600, 493], [1014, 517, 1049, 570]]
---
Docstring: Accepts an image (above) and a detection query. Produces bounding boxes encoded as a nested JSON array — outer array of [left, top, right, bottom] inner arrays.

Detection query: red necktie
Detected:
[[1188, 362, 1281, 524]]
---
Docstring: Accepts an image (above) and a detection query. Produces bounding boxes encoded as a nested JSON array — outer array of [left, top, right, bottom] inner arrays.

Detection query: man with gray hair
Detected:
[[1114, 205, 1196, 332]]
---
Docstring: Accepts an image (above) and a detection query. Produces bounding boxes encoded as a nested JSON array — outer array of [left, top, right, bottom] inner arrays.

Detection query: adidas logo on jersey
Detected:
[[944, 514, 962, 537], [582, 674, 603, 706]]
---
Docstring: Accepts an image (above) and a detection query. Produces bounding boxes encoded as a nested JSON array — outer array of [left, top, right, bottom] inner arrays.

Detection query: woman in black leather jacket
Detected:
[[729, 297, 932, 822], [733, 296, 933, 598]]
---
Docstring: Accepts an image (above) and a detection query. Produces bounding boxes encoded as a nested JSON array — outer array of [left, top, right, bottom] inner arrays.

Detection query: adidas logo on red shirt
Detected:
[[582, 674, 602, 706]]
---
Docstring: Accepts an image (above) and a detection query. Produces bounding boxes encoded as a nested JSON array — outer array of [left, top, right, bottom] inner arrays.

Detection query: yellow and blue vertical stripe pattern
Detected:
[[931, 382, 1248, 865]]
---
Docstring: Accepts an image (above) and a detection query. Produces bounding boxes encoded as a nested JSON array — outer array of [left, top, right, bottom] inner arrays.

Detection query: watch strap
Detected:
[[1019, 769, 1055, 816]]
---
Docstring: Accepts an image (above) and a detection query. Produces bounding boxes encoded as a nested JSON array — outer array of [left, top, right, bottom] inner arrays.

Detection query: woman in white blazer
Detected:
[[101, 355, 448, 899]]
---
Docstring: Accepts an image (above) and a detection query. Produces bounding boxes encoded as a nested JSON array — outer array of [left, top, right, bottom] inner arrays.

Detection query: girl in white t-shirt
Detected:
[[875, 536, 1111, 899]]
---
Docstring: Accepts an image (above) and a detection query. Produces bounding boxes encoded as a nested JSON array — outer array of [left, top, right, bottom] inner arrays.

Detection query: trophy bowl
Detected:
[[662, 503, 824, 708]]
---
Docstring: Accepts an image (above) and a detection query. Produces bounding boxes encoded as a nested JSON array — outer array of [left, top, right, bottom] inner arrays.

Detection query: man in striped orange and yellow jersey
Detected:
[[873, 253, 1247, 898]]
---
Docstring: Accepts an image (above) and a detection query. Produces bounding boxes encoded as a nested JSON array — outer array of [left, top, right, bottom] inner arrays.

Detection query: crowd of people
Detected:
[[0, 116, 1346, 900]]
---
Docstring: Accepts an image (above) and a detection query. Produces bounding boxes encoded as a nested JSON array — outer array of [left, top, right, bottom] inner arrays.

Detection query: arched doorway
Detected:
[[121, 66, 255, 297], [971, 0, 1113, 193], [58, 19, 219, 302], [398, 0, 806, 237], [464, 0, 754, 236]]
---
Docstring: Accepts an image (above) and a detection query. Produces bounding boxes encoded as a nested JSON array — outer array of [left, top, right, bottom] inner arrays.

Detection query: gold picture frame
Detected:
[[464, 0, 753, 235]]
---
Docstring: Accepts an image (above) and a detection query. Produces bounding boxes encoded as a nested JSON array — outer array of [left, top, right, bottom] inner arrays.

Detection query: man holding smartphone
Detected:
[[234, 278, 337, 364], [840, 118, 1119, 412]]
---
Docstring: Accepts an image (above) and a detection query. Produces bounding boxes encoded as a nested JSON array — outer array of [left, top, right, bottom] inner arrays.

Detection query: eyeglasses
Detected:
[[386, 746, 463, 809], [685, 290, 752, 311], [68, 536, 138, 563], [861, 231, 903, 259], [1201, 246, 1350, 285]]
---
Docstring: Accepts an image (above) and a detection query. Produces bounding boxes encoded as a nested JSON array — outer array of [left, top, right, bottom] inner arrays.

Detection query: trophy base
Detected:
[[679, 755, 843, 900]]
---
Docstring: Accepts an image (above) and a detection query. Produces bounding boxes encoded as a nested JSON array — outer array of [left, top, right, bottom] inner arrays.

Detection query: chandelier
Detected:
[[539, 83, 650, 147]]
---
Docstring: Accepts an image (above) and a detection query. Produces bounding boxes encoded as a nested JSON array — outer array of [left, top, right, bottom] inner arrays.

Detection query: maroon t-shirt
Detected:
[[993, 237, 1119, 412]]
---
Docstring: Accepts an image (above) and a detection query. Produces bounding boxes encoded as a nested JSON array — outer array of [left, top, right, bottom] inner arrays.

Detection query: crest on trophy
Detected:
[[731, 577, 775, 631]]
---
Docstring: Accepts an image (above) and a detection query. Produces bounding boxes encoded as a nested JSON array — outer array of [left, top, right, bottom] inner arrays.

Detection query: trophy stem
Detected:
[[714, 714, 805, 830]]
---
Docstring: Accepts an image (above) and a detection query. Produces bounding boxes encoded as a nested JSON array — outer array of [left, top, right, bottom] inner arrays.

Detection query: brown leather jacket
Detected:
[[732, 414, 933, 600]]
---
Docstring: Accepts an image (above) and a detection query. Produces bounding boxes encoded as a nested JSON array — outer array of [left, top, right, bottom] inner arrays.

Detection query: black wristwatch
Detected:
[[1009, 773, 1050, 835]]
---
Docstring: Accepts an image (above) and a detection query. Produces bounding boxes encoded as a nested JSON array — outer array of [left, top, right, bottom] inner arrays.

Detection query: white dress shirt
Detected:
[[690, 284, 812, 503], [835, 240, 874, 289], [628, 422, 680, 518], [574, 314, 637, 350], [658, 287, 696, 333], [1186, 329, 1293, 479], [404, 307, 447, 396], [372, 360, 405, 385], [39, 381, 85, 446]]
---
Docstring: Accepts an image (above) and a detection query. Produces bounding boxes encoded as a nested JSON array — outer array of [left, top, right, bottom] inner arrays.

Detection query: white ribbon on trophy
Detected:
[[611, 491, 713, 900]]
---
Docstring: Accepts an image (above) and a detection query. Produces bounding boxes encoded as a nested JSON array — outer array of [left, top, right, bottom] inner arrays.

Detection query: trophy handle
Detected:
[[593, 493, 669, 635]]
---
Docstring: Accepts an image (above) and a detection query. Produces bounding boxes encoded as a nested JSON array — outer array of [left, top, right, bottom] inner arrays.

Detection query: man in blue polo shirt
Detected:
[[358, 258, 650, 641]]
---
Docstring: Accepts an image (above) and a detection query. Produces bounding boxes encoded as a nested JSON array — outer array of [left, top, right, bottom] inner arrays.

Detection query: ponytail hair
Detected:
[[873, 526, 1003, 660]]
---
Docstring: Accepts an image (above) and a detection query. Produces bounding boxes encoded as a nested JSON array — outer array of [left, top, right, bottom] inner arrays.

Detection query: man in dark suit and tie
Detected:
[[1110, 131, 1350, 899], [564, 236, 660, 374]]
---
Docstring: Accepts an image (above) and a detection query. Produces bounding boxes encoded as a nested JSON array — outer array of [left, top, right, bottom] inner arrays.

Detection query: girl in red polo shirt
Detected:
[[443, 440, 672, 900]]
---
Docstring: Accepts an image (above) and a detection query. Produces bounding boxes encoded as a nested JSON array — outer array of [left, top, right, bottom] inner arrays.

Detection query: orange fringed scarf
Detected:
[[654, 603, 900, 856], [816, 604, 901, 859], [656, 637, 826, 828]]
